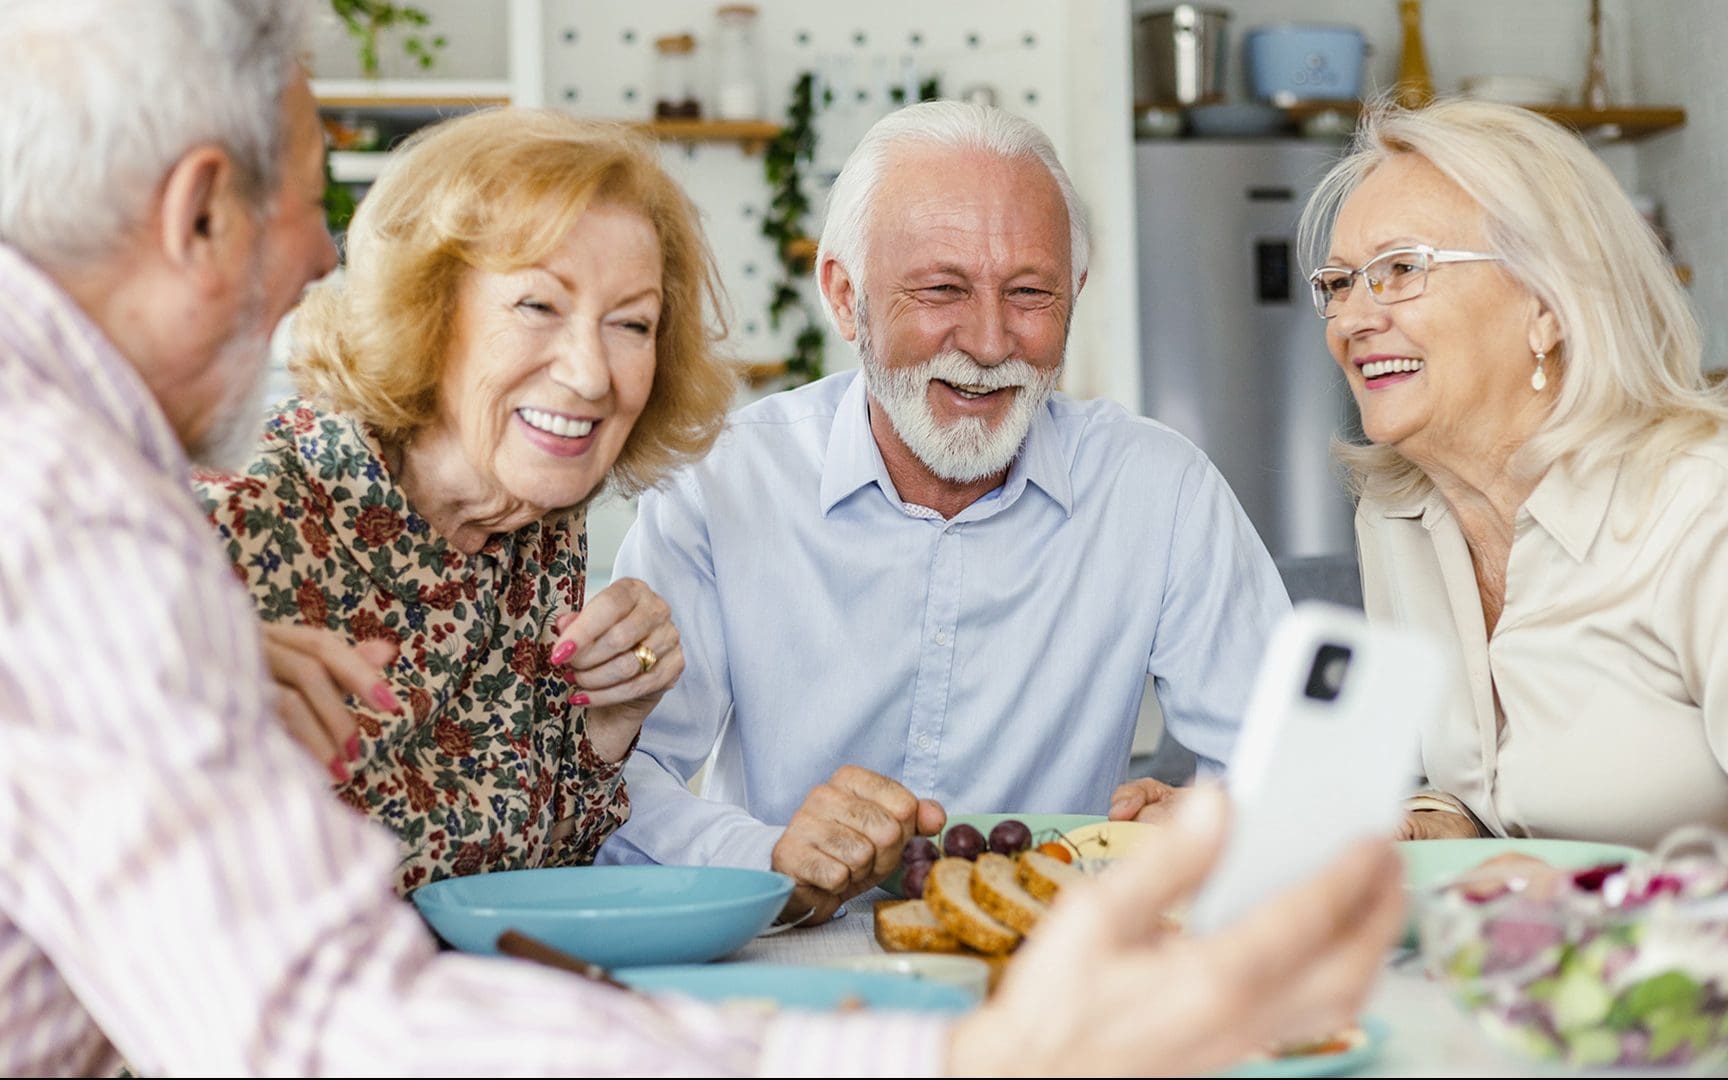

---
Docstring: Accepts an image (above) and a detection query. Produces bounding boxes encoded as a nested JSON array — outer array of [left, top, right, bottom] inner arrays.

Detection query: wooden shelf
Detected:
[[633, 119, 782, 154], [736, 360, 788, 386], [312, 78, 511, 109], [1280, 100, 1685, 143]]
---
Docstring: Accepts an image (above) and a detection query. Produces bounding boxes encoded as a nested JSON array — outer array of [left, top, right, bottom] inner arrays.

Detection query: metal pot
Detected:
[[1135, 5, 1231, 107], [1133, 4, 1230, 106]]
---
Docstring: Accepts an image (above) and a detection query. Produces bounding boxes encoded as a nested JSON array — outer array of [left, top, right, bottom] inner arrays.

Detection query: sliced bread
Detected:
[[1017, 849, 1084, 904], [873, 899, 961, 953], [924, 858, 1021, 956], [969, 852, 1049, 935]]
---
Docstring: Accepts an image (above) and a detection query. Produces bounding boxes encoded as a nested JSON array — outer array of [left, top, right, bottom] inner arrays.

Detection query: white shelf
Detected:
[[311, 78, 512, 107], [328, 151, 391, 184]]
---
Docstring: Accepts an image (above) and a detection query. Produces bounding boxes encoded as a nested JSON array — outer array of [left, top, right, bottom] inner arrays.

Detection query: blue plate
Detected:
[[411, 865, 793, 968], [1216, 1017, 1387, 1078], [617, 962, 976, 1013]]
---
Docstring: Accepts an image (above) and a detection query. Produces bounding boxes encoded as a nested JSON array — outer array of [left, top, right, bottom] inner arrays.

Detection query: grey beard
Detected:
[[187, 279, 272, 472], [855, 304, 1059, 484]]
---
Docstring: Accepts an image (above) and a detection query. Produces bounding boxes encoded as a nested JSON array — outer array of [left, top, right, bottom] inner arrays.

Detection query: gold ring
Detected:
[[633, 642, 658, 675]]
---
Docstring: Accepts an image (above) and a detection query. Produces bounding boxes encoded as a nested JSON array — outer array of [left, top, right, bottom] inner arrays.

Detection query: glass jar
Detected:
[[713, 4, 761, 121], [653, 33, 700, 120]]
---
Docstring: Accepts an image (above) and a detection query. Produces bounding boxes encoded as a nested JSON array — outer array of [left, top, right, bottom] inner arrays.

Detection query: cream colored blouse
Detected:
[[1357, 434, 1728, 850]]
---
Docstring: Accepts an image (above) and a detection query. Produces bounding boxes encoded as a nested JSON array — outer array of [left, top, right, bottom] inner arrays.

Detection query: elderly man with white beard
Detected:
[[598, 101, 1291, 922]]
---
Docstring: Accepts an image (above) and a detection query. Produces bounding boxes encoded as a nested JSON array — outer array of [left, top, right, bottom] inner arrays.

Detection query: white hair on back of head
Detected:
[[815, 100, 1090, 331], [0, 0, 310, 268]]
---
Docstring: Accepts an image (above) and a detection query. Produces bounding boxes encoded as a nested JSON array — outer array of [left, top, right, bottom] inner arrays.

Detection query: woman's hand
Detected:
[[261, 622, 403, 783], [1108, 776, 1183, 823], [551, 577, 683, 763], [1397, 808, 1482, 840]]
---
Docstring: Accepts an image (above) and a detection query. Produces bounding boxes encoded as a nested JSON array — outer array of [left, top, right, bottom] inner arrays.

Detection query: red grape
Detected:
[[902, 859, 932, 899], [988, 819, 1033, 855], [902, 836, 939, 866], [943, 823, 985, 860]]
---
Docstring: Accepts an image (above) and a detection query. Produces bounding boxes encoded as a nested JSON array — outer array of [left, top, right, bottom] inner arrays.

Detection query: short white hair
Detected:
[[816, 100, 1090, 331], [1299, 98, 1728, 503], [0, 0, 310, 268]]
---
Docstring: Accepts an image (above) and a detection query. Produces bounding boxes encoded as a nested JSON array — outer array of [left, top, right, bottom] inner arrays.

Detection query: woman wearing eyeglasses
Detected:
[[1299, 99, 1728, 849]]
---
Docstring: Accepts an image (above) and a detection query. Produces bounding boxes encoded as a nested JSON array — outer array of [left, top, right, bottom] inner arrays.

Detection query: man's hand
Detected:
[[946, 786, 1405, 1076], [770, 765, 945, 924]]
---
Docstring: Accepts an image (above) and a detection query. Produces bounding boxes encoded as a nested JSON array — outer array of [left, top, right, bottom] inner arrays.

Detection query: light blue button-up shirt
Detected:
[[597, 371, 1289, 870]]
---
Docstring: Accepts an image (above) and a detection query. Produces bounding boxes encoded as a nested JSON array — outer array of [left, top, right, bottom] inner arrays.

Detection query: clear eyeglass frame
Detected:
[[1308, 244, 1502, 319]]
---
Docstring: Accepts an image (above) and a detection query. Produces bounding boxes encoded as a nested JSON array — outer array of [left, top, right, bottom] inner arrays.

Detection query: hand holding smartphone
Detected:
[[1186, 602, 1449, 934]]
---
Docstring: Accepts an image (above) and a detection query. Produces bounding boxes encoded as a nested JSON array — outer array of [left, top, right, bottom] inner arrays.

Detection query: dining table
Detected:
[[724, 888, 1669, 1079]]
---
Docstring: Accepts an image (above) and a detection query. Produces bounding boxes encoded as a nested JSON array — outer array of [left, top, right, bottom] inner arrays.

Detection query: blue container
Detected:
[[411, 865, 794, 968], [1244, 25, 1366, 105]]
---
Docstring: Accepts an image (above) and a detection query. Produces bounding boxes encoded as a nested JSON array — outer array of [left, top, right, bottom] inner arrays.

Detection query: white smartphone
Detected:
[[1186, 601, 1450, 934]]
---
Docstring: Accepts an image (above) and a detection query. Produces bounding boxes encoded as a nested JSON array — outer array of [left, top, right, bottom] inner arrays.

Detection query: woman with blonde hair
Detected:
[[1300, 98, 1728, 849], [196, 108, 737, 890]]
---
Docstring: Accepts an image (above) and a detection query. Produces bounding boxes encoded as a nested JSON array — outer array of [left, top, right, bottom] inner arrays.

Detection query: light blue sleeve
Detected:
[[1148, 456, 1291, 773], [595, 471, 784, 870]]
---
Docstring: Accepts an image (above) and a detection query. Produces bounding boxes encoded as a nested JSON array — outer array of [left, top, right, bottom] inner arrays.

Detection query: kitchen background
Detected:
[[298, 0, 1728, 771]]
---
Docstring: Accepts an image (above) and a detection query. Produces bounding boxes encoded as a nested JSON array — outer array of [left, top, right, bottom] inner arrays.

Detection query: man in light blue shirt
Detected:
[[598, 101, 1289, 921]]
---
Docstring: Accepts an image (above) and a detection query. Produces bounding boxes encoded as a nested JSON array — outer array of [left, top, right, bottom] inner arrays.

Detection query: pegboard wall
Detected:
[[538, 0, 1075, 372]]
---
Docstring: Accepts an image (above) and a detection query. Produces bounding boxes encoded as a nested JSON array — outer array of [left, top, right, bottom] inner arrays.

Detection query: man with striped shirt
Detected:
[[0, 1, 1404, 1075]]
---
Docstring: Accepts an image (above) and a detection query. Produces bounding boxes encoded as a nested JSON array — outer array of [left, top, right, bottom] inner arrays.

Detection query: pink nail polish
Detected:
[[328, 757, 350, 784], [569, 692, 590, 706], [370, 681, 402, 713], [549, 641, 576, 666], [345, 734, 361, 762]]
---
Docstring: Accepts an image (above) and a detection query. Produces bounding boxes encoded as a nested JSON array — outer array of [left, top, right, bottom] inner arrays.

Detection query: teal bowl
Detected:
[[1398, 838, 1645, 947], [617, 962, 975, 1012], [411, 866, 794, 968]]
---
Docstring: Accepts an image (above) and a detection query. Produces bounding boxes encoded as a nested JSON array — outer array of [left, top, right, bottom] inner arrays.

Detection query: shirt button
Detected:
[[933, 629, 950, 646], [916, 734, 933, 751]]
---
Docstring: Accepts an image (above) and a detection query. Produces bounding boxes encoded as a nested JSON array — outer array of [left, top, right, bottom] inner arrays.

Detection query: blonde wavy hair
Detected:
[[291, 108, 737, 495], [1298, 98, 1728, 505]]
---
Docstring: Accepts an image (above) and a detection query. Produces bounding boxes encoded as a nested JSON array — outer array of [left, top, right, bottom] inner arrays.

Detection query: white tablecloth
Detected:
[[732, 890, 1673, 1078]]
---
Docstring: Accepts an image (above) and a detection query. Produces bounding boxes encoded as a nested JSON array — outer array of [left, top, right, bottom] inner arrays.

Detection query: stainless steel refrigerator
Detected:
[[1135, 140, 1358, 558]]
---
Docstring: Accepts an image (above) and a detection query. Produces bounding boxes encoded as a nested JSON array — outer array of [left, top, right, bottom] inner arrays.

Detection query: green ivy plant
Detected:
[[330, 0, 446, 77], [761, 71, 823, 386]]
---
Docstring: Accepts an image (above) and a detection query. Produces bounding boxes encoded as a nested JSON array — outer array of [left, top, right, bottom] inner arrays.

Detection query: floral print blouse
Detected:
[[193, 400, 628, 894]]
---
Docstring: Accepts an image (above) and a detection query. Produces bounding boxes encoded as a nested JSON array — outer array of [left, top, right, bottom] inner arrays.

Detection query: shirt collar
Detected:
[[265, 403, 521, 603], [0, 243, 188, 478], [818, 372, 1074, 519], [1376, 454, 1620, 563], [1520, 454, 1621, 563]]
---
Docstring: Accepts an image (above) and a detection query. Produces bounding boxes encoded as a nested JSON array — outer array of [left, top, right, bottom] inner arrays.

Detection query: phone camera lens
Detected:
[[1304, 643, 1353, 702]]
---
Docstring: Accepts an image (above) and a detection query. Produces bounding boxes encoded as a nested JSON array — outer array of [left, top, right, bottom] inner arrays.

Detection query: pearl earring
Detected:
[[1532, 350, 1548, 391]]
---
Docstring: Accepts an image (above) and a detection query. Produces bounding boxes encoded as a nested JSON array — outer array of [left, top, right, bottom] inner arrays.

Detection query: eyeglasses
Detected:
[[1307, 245, 1502, 319]]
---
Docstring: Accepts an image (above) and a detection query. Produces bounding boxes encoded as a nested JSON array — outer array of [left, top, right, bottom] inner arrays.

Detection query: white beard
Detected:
[[856, 307, 1060, 485], [187, 277, 273, 472]]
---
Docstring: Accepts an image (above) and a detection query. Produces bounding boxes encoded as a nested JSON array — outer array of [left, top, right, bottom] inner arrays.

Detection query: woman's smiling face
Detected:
[[431, 201, 663, 521], [1324, 153, 1553, 460]]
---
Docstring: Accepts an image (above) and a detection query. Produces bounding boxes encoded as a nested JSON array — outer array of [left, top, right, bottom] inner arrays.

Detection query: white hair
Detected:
[[0, 0, 310, 268], [816, 100, 1090, 331], [1299, 98, 1728, 504]]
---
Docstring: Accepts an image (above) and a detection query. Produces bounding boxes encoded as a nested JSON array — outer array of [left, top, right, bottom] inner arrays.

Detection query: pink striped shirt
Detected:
[[0, 242, 948, 1076]]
